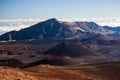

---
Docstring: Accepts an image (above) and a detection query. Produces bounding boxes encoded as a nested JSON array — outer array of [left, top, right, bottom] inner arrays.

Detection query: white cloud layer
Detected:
[[60, 17, 120, 27], [0, 18, 42, 35], [0, 17, 120, 35]]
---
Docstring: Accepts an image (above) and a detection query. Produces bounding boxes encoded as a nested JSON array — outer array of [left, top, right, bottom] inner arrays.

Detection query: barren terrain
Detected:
[[0, 62, 120, 80]]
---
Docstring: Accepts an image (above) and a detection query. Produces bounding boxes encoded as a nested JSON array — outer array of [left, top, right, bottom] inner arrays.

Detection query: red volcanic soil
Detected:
[[0, 61, 120, 80]]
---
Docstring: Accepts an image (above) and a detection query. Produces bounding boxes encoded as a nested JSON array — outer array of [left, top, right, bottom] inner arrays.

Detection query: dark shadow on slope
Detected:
[[0, 59, 23, 68], [44, 42, 98, 58]]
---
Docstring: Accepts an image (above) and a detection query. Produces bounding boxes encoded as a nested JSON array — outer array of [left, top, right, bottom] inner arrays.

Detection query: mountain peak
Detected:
[[45, 18, 58, 22], [49, 18, 57, 20]]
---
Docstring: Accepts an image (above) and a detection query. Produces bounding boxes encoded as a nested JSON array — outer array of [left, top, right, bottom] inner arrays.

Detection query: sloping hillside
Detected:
[[44, 42, 98, 58]]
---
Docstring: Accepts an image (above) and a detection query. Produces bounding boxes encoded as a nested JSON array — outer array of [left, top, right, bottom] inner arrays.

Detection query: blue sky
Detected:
[[0, 0, 120, 19]]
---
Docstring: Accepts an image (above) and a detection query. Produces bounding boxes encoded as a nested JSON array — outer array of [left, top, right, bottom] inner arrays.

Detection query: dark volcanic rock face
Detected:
[[44, 42, 98, 58]]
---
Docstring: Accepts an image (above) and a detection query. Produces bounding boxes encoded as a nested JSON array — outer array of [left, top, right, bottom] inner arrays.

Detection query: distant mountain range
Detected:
[[0, 18, 120, 42]]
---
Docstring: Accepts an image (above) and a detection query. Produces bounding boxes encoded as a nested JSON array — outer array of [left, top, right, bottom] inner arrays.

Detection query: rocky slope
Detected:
[[0, 18, 108, 41]]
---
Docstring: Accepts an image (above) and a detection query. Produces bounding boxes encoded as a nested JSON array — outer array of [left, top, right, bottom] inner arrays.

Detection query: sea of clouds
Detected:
[[0, 18, 41, 35], [0, 17, 120, 35], [60, 17, 120, 27]]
